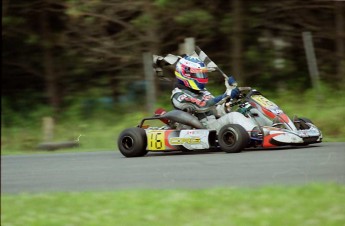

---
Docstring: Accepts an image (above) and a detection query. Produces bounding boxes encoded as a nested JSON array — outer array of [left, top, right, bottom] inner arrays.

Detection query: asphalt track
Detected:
[[1, 142, 344, 194]]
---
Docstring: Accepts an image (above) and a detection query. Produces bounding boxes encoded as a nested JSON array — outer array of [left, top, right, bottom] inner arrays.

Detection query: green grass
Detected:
[[1, 184, 344, 226], [1, 88, 345, 155], [1, 112, 147, 155]]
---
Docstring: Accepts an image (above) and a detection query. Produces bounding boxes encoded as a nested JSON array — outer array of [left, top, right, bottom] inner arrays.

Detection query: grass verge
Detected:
[[1, 184, 344, 226]]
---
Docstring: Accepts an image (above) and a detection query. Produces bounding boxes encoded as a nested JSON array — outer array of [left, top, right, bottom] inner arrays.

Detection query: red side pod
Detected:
[[262, 133, 282, 148], [164, 130, 178, 150]]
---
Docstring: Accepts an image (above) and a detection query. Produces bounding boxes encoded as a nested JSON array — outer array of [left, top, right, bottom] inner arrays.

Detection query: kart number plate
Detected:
[[252, 95, 277, 108], [147, 130, 166, 150]]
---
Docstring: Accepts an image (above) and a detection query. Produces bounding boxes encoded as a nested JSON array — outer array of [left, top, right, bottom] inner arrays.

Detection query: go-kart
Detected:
[[117, 87, 322, 157]]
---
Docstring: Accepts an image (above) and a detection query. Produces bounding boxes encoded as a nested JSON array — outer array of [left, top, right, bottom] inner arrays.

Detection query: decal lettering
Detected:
[[178, 93, 211, 107], [178, 94, 188, 102], [252, 95, 283, 114], [252, 95, 276, 108], [169, 137, 201, 145], [184, 97, 206, 107]]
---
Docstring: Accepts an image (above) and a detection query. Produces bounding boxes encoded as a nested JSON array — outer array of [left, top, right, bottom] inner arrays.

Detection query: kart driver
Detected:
[[153, 53, 257, 134]]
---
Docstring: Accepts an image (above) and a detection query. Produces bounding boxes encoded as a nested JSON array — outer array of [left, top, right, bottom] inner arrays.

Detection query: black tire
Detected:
[[117, 127, 148, 157], [218, 124, 250, 153]]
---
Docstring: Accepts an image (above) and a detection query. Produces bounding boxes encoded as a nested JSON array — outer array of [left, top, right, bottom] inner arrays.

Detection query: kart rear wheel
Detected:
[[118, 127, 148, 157], [218, 124, 250, 153]]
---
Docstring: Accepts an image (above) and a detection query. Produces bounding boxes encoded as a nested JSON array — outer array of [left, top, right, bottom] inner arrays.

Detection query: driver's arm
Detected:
[[171, 89, 221, 113]]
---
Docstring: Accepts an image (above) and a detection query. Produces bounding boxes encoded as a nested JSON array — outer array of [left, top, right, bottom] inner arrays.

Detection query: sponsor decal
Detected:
[[252, 95, 282, 113], [190, 68, 208, 73], [177, 94, 188, 102], [177, 93, 211, 107], [169, 137, 201, 145], [184, 96, 207, 107]]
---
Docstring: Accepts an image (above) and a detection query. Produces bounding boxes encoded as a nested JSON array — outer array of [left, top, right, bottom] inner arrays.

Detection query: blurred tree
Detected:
[[242, 0, 342, 89], [2, 0, 67, 115], [231, 0, 244, 84], [40, 0, 60, 113], [335, 1, 345, 88], [2, 0, 343, 117], [61, 0, 162, 100]]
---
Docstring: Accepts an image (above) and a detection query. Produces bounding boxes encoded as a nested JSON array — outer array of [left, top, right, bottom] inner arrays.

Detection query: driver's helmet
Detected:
[[175, 55, 208, 91]]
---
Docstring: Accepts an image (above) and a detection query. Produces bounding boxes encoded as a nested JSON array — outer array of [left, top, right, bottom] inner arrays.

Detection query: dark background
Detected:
[[2, 0, 344, 116]]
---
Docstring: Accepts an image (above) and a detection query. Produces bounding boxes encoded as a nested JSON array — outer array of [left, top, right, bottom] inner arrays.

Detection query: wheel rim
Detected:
[[122, 136, 134, 150], [222, 130, 236, 146]]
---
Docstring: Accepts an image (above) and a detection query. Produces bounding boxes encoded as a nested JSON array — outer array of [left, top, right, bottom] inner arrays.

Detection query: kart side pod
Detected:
[[117, 127, 217, 157]]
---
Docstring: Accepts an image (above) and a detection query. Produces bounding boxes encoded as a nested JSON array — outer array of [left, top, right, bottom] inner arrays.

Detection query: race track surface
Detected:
[[2, 142, 344, 194]]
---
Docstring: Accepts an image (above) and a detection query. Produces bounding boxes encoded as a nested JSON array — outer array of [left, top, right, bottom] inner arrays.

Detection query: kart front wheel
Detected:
[[118, 127, 148, 157], [218, 124, 249, 153]]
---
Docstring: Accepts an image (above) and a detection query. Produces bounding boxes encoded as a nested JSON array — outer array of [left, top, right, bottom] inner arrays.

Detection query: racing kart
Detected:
[[117, 87, 322, 157], [232, 87, 322, 148]]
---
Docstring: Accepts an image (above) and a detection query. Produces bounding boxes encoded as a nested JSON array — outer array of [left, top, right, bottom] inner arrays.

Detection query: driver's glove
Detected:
[[225, 76, 240, 99], [227, 76, 238, 87], [226, 87, 240, 99]]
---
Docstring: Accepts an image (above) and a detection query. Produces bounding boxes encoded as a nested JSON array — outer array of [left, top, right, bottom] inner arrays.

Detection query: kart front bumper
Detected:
[[261, 125, 322, 148]]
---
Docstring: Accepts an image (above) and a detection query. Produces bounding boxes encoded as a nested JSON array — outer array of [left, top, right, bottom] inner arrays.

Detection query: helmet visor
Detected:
[[190, 68, 208, 83], [190, 68, 208, 78]]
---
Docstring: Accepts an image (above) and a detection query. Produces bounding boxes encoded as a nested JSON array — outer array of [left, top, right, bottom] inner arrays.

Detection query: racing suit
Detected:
[[171, 83, 256, 133]]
